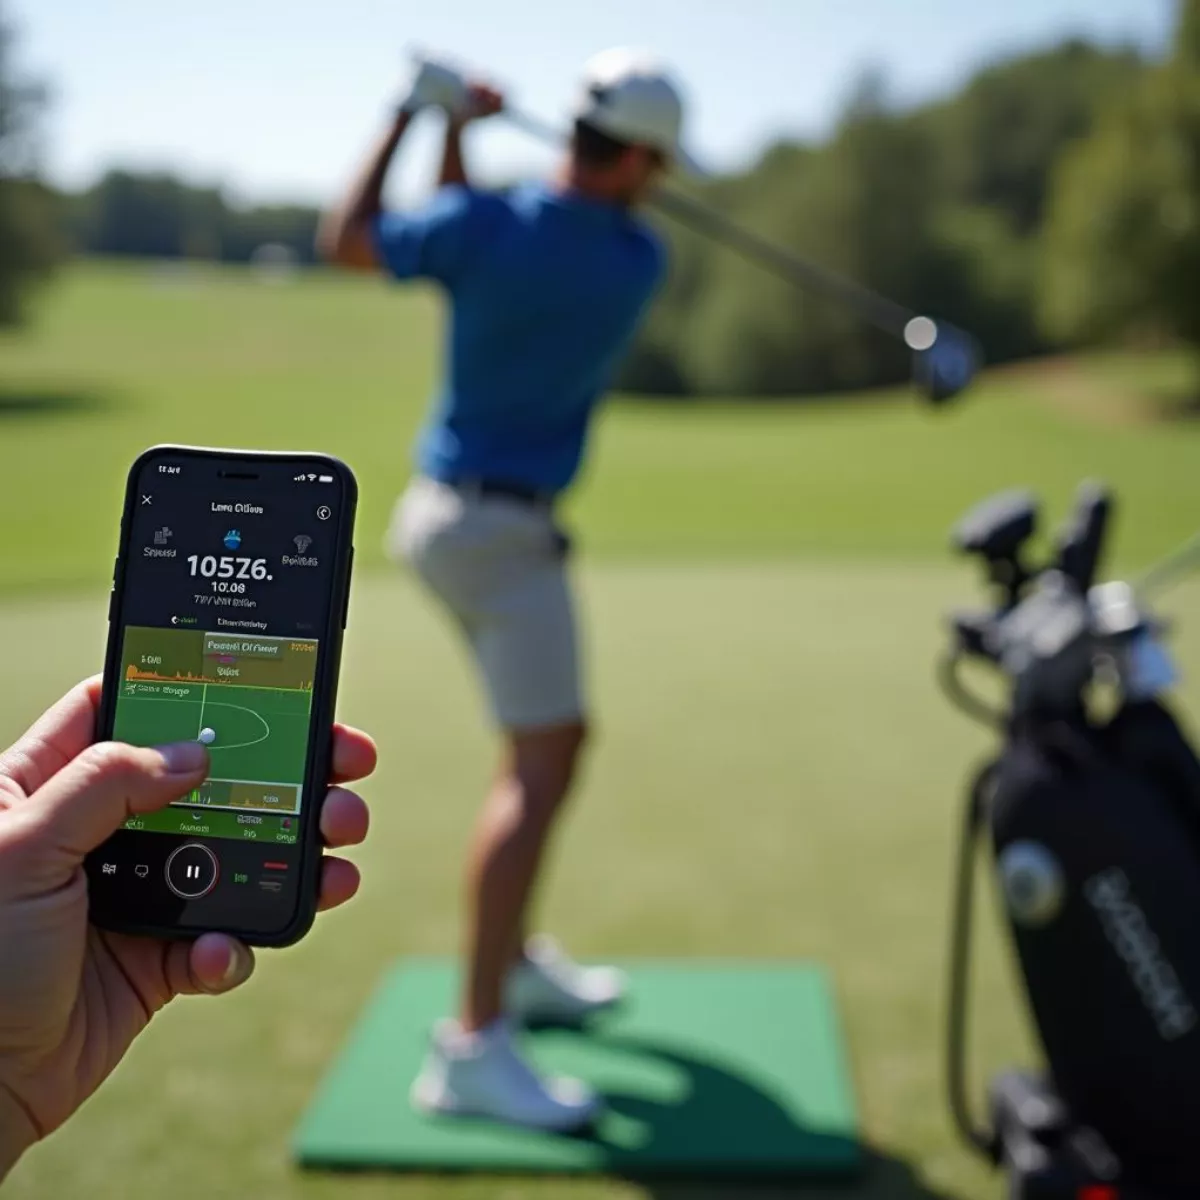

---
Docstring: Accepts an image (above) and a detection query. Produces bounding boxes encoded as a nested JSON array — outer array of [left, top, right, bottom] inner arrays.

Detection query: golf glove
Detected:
[[397, 53, 469, 116]]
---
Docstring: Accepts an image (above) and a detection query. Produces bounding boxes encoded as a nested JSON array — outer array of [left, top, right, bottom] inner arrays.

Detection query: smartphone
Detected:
[[86, 445, 357, 947]]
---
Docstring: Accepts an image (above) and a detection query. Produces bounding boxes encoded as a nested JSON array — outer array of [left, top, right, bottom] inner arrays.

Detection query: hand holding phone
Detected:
[[86, 446, 359, 946], [0, 678, 374, 1177]]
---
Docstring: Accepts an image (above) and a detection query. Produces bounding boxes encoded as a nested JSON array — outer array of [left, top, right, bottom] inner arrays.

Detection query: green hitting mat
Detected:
[[293, 959, 861, 1179]]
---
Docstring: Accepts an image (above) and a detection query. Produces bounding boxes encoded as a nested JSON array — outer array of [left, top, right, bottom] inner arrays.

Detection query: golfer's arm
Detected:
[[317, 111, 413, 272], [438, 118, 469, 188]]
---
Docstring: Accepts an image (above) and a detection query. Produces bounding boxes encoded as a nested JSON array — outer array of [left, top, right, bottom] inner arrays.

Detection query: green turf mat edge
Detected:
[[293, 958, 862, 1180]]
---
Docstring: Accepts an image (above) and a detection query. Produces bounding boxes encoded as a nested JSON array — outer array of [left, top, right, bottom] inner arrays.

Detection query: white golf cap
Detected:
[[572, 46, 702, 174]]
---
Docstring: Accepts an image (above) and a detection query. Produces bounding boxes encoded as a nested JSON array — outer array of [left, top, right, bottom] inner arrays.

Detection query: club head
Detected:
[[952, 488, 1038, 562], [909, 321, 981, 406]]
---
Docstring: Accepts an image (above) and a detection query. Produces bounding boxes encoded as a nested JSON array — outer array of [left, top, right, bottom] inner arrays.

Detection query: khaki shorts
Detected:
[[388, 477, 584, 731]]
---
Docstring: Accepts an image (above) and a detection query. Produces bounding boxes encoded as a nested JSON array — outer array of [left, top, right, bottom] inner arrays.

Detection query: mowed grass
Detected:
[[4, 569, 1200, 1200], [2, 262, 1200, 1200], [1, 260, 1199, 592]]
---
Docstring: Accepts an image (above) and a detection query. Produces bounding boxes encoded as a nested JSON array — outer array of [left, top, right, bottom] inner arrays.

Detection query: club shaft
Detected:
[[1133, 530, 1200, 601], [649, 189, 915, 337], [505, 106, 918, 339]]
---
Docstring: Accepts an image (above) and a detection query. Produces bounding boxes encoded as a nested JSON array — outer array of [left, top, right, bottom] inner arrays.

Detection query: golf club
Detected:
[[1133, 528, 1200, 603], [941, 483, 1200, 1196], [501, 106, 982, 406]]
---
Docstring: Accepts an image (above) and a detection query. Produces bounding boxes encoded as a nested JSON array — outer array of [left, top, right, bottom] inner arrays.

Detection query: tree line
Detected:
[[0, 0, 324, 322], [55, 173, 321, 266], [2, 0, 1198, 395], [620, 2, 1200, 396]]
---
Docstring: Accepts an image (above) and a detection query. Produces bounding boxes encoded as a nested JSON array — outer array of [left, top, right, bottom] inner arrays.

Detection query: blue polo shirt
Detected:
[[373, 182, 665, 494]]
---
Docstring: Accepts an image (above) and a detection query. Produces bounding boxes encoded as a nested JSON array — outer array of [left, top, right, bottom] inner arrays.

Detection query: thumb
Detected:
[[27, 740, 209, 863]]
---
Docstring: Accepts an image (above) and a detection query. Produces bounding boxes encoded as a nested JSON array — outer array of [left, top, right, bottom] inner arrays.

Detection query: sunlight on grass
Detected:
[[1, 262, 1198, 592], [2, 262, 1198, 1200]]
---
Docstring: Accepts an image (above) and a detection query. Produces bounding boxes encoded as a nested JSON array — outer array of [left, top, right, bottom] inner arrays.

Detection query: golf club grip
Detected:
[[504, 107, 916, 340]]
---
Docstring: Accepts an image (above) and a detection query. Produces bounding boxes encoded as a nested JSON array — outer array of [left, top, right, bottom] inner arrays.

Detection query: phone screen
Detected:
[[88, 449, 353, 939]]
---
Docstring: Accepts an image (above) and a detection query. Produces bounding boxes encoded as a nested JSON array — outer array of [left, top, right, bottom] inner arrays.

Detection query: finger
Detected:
[[164, 933, 256, 996], [0, 676, 103, 796], [27, 740, 208, 862], [330, 724, 377, 785], [317, 856, 361, 912], [318, 787, 369, 848]]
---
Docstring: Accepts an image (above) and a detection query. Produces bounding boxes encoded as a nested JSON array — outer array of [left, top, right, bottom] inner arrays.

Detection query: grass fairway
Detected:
[[2, 262, 1199, 592], [2, 262, 1200, 1199], [5, 570, 1200, 1200]]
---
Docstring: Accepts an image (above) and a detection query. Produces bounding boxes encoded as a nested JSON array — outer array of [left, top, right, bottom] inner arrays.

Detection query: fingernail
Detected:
[[155, 741, 209, 774], [223, 942, 254, 986]]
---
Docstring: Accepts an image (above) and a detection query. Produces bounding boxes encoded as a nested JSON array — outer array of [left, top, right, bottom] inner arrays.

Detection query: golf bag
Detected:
[[942, 483, 1200, 1198]]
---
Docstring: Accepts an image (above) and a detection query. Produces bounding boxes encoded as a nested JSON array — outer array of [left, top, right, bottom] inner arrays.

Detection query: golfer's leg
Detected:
[[461, 720, 586, 1032], [458, 547, 585, 1033]]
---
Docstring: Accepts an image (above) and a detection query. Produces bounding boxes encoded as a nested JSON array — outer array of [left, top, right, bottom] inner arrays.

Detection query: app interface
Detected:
[[114, 626, 315, 846], [91, 454, 347, 932]]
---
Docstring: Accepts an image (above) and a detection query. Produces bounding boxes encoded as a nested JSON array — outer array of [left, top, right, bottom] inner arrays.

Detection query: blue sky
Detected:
[[13, 0, 1176, 207]]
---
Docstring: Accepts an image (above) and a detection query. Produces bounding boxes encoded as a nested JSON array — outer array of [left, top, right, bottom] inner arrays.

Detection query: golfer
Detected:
[[319, 46, 694, 1131]]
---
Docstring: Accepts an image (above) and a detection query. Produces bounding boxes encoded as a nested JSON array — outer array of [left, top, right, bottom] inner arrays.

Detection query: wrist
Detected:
[[0, 1081, 38, 1180]]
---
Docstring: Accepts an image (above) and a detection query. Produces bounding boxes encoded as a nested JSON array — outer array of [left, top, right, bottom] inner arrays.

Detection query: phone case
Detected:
[[89, 444, 358, 948]]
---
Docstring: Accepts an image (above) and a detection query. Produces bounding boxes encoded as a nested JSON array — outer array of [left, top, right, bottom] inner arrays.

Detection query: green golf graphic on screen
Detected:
[[114, 626, 317, 846]]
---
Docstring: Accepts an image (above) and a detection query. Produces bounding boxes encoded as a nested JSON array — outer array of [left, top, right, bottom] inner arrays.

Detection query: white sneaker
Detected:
[[410, 1018, 600, 1132], [504, 935, 627, 1025]]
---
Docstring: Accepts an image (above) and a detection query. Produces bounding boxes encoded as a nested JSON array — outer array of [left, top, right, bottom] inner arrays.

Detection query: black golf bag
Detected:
[[942, 483, 1200, 1198]]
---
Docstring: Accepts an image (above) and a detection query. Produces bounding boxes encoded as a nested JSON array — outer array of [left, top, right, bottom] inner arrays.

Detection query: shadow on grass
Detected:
[[299, 1026, 965, 1198], [1116, 354, 1200, 423], [641, 1147, 962, 1199], [581, 1034, 962, 1199], [0, 387, 113, 420], [1151, 387, 1200, 422]]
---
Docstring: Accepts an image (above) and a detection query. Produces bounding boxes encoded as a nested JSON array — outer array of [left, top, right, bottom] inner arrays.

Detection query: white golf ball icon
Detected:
[[198, 727, 216, 745]]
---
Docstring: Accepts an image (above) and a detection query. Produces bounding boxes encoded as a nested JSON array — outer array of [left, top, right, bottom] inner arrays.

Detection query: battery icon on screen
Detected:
[[318, 474, 334, 483]]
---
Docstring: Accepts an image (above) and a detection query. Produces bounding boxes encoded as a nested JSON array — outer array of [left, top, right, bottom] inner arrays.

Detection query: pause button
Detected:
[[165, 843, 219, 899]]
